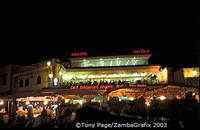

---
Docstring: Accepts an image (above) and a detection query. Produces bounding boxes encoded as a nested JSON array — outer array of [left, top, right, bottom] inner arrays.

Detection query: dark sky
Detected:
[[0, 6, 199, 67]]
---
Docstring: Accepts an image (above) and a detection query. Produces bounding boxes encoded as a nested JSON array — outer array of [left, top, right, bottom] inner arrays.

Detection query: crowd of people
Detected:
[[0, 97, 200, 128], [62, 79, 152, 88]]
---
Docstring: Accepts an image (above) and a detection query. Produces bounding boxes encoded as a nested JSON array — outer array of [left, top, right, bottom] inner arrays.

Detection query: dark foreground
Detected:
[[0, 99, 200, 128]]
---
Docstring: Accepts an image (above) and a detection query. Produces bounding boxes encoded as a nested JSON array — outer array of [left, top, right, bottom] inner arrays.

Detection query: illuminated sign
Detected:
[[71, 52, 88, 57], [70, 84, 147, 90], [132, 49, 150, 54]]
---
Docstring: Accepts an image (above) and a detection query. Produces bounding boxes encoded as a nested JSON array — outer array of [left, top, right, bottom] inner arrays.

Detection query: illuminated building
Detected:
[[62, 53, 166, 84], [0, 49, 199, 114], [173, 67, 200, 87]]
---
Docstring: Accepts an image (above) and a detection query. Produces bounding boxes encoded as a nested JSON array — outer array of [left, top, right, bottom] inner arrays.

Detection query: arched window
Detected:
[[19, 80, 23, 87], [37, 76, 42, 84], [25, 78, 29, 87]]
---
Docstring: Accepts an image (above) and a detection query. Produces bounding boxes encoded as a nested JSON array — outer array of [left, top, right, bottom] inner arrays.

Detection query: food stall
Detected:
[[16, 96, 58, 118]]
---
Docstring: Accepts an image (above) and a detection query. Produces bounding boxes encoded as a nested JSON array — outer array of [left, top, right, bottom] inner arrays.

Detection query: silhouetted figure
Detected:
[[150, 97, 160, 116], [60, 108, 73, 128], [136, 97, 146, 116], [32, 109, 52, 128], [24, 106, 34, 128]]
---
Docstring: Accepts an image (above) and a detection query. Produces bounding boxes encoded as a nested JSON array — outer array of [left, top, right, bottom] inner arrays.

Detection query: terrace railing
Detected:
[[43, 83, 168, 90]]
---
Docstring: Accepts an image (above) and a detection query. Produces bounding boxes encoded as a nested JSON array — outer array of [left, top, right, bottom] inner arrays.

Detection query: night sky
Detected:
[[1, 7, 199, 68]]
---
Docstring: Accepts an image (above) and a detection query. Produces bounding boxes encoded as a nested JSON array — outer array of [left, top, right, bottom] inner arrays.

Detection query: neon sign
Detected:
[[132, 49, 150, 54], [70, 84, 147, 90], [71, 52, 88, 57]]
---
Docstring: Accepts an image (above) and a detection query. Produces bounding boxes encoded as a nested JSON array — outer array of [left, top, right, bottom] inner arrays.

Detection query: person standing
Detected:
[[24, 106, 34, 128]]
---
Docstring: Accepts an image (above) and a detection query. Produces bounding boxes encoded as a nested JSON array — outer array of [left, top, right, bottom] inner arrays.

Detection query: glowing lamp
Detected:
[[43, 101, 48, 105], [49, 74, 53, 79], [159, 96, 166, 101], [176, 95, 181, 99], [192, 70, 197, 77], [47, 61, 51, 66], [129, 97, 135, 101], [65, 99, 70, 103], [145, 102, 150, 106], [0, 101, 4, 105], [79, 101, 83, 106], [25, 101, 30, 105]]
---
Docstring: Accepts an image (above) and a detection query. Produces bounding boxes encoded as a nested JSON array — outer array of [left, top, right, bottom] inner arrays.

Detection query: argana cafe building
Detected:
[[0, 49, 199, 117]]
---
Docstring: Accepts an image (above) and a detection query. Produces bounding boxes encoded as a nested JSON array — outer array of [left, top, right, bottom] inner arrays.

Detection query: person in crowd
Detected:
[[60, 108, 73, 128], [120, 102, 132, 117], [14, 114, 27, 128], [136, 97, 146, 116], [101, 102, 117, 116], [24, 106, 34, 128], [0, 114, 5, 128], [118, 80, 122, 85], [32, 109, 52, 128], [150, 96, 160, 116]]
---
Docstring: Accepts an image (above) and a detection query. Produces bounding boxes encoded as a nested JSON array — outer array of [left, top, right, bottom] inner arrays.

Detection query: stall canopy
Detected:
[[91, 96, 106, 103]]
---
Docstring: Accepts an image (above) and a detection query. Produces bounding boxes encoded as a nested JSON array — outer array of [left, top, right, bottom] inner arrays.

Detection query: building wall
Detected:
[[0, 65, 22, 94], [173, 67, 200, 87], [173, 69, 185, 84], [14, 68, 49, 91], [185, 77, 200, 87], [167, 67, 174, 83], [0, 66, 11, 94], [183, 68, 200, 87], [12, 59, 64, 94]]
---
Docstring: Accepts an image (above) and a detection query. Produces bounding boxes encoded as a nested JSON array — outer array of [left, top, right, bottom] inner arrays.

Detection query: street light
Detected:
[[48, 74, 53, 79]]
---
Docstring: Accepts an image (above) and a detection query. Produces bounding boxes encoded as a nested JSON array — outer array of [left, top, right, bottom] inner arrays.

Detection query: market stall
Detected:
[[16, 96, 58, 118]]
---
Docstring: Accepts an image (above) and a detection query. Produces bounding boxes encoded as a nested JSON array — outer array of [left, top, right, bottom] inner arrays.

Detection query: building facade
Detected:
[[0, 53, 199, 114]]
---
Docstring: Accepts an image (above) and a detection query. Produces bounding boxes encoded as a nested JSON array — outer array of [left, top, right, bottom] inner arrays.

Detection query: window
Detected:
[[19, 80, 23, 87], [0, 75, 7, 86], [37, 76, 42, 84], [25, 78, 29, 87]]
